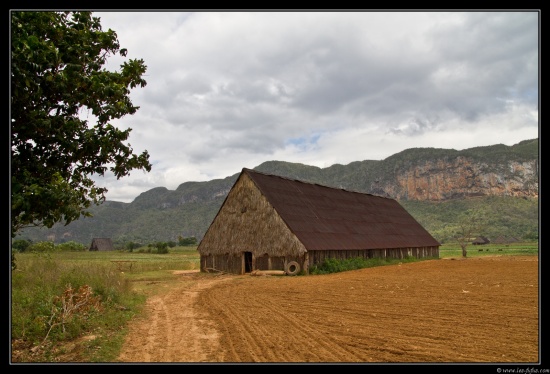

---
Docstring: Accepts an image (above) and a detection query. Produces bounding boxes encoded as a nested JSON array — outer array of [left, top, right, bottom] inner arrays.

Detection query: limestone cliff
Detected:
[[349, 138, 540, 201], [384, 158, 538, 201]]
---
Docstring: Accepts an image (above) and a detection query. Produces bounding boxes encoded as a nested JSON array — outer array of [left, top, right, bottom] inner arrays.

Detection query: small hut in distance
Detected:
[[472, 236, 491, 245], [493, 235, 520, 244], [89, 238, 114, 251]]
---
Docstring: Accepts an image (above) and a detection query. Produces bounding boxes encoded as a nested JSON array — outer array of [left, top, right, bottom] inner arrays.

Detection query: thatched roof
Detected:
[[198, 171, 307, 256], [492, 235, 507, 244], [89, 237, 114, 251], [472, 236, 491, 245], [493, 235, 520, 244], [199, 168, 440, 255]]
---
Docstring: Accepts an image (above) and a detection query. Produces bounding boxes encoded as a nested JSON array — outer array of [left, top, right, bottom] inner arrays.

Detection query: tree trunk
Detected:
[[461, 245, 468, 258]]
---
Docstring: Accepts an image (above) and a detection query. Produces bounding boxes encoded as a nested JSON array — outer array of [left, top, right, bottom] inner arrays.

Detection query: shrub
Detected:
[[125, 242, 140, 251], [178, 236, 197, 246], [309, 256, 420, 275], [155, 242, 169, 254], [12, 239, 32, 253], [28, 241, 57, 253], [56, 241, 87, 252]]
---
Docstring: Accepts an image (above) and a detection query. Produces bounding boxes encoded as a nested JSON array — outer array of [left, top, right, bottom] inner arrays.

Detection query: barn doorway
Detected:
[[244, 252, 253, 273]]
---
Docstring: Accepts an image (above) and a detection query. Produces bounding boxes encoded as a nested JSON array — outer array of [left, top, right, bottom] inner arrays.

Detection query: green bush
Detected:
[[12, 239, 32, 253], [178, 236, 197, 246], [56, 241, 87, 252], [309, 256, 422, 275], [125, 242, 140, 251], [155, 242, 169, 254], [28, 241, 57, 253]]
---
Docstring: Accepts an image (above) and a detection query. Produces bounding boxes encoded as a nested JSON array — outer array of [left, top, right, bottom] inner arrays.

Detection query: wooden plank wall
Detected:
[[201, 247, 439, 275]]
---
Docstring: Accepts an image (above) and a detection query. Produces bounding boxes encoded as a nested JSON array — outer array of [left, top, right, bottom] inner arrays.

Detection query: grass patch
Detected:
[[438, 242, 538, 258], [10, 246, 198, 363]]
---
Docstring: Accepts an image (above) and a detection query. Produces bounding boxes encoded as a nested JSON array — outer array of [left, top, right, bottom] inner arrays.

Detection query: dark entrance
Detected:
[[244, 252, 253, 273]]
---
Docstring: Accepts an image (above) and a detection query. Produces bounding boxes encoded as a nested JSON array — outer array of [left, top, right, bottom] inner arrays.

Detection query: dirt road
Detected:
[[116, 256, 539, 363]]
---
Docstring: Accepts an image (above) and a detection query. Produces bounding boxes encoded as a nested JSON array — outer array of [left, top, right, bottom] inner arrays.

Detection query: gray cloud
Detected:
[[90, 11, 539, 203]]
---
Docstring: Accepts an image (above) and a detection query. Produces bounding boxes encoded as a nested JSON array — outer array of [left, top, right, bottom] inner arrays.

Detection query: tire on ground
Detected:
[[285, 261, 300, 276]]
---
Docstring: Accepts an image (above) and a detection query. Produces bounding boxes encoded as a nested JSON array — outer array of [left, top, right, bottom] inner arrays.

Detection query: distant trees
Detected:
[[178, 236, 197, 246], [125, 241, 140, 252], [122, 237, 196, 253], [147, 242, 169, 254], [55, 241, 87, 251], [12, 240, 86, 253]]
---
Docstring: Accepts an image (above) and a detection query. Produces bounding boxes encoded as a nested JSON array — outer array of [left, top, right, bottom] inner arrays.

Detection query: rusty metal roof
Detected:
[[243, 168, 440, 250]]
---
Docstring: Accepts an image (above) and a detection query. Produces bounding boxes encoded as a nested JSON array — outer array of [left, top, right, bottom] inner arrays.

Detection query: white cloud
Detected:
[[88, 11, 539, 202]]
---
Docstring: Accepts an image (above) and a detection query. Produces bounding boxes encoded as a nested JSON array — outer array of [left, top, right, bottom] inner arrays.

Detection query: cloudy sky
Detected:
[[90, 11, 539, 203]]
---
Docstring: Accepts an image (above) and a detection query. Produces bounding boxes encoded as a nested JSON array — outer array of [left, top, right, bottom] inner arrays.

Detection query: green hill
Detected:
[[15, 139, 539, 247]]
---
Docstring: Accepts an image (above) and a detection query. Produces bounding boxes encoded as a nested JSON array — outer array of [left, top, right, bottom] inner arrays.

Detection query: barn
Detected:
[[197, 168, 440, 275], [89, 237, 114, 251]]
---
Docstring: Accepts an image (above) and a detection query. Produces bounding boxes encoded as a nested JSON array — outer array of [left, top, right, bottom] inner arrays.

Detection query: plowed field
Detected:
[[116, 256, 539, 363]]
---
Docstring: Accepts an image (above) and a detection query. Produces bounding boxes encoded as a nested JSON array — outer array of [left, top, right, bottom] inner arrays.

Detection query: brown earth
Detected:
[[116, 256, 539, 364]]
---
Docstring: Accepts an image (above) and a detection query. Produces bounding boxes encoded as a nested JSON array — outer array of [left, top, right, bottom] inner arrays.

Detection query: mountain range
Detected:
[[16, 138, 539, 246]]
